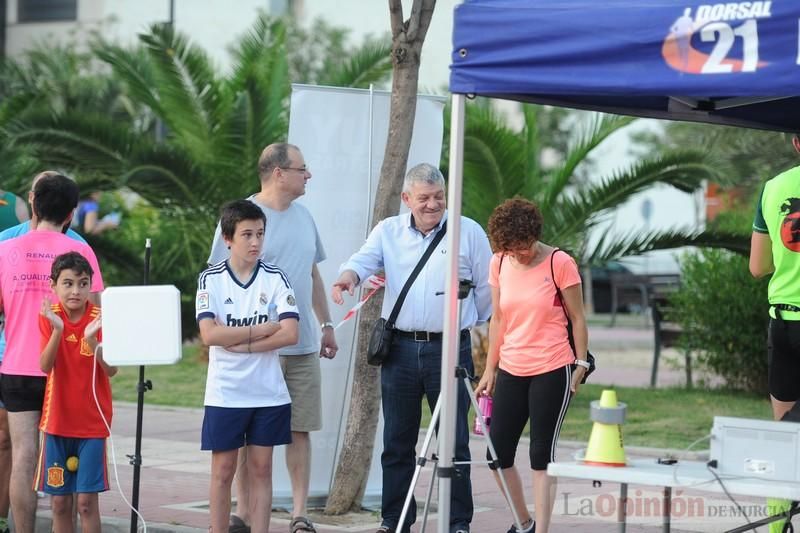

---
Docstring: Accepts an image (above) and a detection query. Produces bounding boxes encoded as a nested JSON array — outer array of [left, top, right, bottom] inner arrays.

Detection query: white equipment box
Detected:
[[101, 285, 182, 366], [710, 416, 800, 483]]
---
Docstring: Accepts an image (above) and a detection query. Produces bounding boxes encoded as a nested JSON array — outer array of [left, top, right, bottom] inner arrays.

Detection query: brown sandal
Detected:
[[290, 516, 317, 533]]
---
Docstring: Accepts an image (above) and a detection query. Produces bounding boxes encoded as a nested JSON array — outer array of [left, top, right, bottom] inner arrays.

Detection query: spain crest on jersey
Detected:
[[47, 465, 65, 487], [80, 338, 94, 357]]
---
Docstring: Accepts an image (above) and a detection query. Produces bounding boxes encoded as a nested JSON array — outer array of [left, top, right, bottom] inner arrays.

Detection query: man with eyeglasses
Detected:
[[208, 143, 337, 533]]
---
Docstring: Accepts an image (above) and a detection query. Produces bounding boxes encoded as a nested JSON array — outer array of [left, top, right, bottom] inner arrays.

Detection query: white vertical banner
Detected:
[[276, 84, 445, 507]]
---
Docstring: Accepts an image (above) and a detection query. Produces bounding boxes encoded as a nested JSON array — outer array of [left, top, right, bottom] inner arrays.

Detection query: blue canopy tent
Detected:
[[450, 0, 800, 132], [434, 2, 800, 531]]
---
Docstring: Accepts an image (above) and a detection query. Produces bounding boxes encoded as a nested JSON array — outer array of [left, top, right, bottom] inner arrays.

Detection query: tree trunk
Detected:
[[323, 293, 383, 513], [325, 0, 437, 515]]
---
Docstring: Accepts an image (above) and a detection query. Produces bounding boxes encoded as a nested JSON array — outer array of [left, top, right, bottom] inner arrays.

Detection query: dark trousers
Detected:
[[768, 317, 800, 402], [380, 330, 474, 532], [489, 365, 573, 471]]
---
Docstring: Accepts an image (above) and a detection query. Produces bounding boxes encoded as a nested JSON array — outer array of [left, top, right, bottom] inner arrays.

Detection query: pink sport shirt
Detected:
[[489, 250, 582, 377], [0, 230, 104, 377]]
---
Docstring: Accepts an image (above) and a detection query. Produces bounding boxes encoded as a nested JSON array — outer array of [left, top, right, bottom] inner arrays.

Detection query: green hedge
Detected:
[[669, 249, 770, 393]]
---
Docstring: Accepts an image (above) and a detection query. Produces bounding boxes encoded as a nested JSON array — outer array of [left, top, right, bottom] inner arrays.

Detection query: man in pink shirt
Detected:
[[0, 174, 103, 533]]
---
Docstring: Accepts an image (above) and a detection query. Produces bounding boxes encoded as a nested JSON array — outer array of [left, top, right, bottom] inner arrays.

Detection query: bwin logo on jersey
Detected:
[[226, 311, 270, 327]]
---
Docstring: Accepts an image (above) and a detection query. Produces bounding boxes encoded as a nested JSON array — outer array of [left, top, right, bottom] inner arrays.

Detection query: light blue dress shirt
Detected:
[[340, 212, 492, 332]]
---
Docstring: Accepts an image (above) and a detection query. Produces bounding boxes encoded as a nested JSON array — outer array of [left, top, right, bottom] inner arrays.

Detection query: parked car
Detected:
[[590, 261, 636, 313]]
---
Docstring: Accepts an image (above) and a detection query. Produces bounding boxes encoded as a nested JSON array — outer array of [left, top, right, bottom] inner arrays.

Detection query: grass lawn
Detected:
[[586, 312, 650, 329], [113, 345, 773, 450], [559, 383, 772, 450], [425, 384, 771, 450], [111, 344, 207, 407]]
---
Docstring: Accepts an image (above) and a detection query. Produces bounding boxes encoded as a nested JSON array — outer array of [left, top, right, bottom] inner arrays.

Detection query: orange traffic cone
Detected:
[[583, 389, 627, 467]]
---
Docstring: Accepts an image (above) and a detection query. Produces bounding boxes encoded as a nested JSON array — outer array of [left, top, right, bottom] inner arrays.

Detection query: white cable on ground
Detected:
[[93, 343, 147, 532]]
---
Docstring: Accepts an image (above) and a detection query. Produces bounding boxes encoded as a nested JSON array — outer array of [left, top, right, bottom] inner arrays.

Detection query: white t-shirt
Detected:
[[208, 199, 325, 356], [196, 260, 299, 408]]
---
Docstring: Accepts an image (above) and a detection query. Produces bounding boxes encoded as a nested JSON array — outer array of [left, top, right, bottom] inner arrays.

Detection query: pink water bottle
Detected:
[[474, 394, 493, 435]]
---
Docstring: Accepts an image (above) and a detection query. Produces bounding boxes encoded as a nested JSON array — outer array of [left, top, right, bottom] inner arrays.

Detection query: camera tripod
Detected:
[[397, 280, 525, 533]]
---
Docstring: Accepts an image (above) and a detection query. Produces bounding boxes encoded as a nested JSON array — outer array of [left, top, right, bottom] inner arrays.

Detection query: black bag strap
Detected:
[[385, 220, 448, 328], [550, 248, 578, 359], [550, 249, 568, 317]]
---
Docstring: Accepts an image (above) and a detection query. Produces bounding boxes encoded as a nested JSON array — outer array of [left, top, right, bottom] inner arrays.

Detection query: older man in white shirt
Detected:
[[332, 163, 492, 533]]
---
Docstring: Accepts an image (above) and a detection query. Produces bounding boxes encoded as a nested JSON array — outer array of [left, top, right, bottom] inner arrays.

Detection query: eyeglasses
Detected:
[[280, 166, 309, 174]]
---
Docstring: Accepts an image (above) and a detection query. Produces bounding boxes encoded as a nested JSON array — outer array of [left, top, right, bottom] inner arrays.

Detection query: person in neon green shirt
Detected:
[[750, 134, 800, 422]]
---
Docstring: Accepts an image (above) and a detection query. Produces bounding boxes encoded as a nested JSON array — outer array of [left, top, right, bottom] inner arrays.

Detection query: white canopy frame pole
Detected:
[[437, 92, 466, 533], [366, 83, 375, 230]]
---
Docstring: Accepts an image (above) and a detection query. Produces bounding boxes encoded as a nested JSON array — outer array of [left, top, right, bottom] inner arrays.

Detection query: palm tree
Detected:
[[0, 43, 139, 194], [633, 119, 799, 200], [444, 101, 748, 267], [3, 14, 392, 334]]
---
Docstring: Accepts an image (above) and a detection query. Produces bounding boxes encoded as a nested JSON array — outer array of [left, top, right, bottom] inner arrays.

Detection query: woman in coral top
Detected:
[[476, 198, 589, 533]]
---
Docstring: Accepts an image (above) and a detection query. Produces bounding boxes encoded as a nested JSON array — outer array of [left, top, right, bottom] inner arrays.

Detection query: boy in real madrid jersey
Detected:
[[37, 252, 116, 533], [196, 199, 299, 533]]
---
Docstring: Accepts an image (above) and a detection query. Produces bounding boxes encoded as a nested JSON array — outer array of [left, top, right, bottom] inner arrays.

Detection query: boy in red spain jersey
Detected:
[[35, 252, 116, 533]]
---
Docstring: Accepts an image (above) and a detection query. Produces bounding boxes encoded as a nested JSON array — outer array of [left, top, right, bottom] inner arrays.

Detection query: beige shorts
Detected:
[[279, 353, 322, 432]]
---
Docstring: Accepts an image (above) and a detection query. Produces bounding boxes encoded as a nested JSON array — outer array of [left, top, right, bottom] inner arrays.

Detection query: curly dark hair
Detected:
[[487, 197, 544, 252]]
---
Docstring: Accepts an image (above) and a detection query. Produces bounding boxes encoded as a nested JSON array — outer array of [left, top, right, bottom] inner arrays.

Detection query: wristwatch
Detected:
[[321, 321, 334, 330], [575, 359, 591, 370]]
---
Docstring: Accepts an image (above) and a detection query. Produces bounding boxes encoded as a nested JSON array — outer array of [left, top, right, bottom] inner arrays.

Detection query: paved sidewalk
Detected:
[[33, 326, 752, 532], [46, 404, 736, 533]]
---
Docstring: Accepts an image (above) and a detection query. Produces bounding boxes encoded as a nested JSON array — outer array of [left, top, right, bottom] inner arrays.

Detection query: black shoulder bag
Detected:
[[366, 221, 448, 366], [550, 249, 596, 383]]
